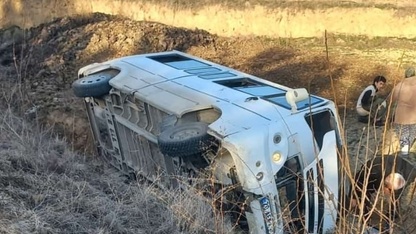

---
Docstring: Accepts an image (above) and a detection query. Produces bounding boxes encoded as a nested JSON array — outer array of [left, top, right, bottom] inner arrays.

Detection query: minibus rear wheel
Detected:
[[157, 122, 214, 158]]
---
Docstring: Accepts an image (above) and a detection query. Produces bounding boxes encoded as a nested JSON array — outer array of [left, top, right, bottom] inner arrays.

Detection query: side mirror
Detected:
[[285, 88, 309, 112]]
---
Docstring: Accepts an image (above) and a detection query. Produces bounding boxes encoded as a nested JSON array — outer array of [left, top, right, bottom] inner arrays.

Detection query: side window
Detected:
[[305, 110, 336, 150], [275, 157, 305, 232]]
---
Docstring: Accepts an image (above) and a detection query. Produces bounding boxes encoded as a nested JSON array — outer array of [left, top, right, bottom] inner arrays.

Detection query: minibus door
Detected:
[[303, 130, 339, 234]]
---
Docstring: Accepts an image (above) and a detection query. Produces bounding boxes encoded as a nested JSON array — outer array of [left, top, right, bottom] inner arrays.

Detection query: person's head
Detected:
[[405, 67, 415, 78], [373, 75, 386, 90], [384, 173, 406, 192]]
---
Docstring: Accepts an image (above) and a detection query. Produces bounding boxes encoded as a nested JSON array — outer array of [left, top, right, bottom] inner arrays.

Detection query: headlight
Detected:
[[272, 152, 282, 163]]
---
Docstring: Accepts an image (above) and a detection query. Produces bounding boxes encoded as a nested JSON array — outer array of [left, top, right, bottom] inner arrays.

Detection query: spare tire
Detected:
[[72, 70, 119, 97], [158, 122, 215, 158]]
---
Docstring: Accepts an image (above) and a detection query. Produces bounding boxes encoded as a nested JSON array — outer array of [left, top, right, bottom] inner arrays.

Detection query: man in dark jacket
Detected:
[[356, 75, 387, 126]]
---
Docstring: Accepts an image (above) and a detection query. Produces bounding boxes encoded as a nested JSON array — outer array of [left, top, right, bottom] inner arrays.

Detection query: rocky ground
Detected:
[[1, 12, 416, 233]]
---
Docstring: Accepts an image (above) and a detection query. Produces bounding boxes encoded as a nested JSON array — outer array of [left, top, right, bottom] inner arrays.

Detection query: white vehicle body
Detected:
[[73, 51, 344, 233]]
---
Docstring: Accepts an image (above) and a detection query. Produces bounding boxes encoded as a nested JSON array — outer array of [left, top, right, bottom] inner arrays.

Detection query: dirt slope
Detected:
[[0, 13, 216, 154]]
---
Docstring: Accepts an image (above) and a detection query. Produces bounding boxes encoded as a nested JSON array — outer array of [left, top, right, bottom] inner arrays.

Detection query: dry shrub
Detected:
[[149, 179, 235, 234], [0, 111, 213, 234]]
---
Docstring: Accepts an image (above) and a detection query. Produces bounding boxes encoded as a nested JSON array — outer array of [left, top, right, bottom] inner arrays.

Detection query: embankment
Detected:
[[1, 0, 416, 38]]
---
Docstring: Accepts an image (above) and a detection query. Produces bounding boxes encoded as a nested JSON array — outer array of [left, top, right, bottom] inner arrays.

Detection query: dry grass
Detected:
[[147, 0, 415, 10], [0, 109, 229, 234]]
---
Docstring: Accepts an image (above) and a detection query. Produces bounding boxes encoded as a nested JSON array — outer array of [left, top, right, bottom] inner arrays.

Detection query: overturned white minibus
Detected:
[[73, 51, 345, 233]]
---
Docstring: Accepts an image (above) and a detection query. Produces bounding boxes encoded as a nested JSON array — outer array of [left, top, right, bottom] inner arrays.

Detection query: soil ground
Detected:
[[1, 12, 416, 233]]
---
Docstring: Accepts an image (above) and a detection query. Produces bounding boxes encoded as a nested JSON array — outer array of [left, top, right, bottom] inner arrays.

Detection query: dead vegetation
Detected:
[[0, 109, 234, 233]]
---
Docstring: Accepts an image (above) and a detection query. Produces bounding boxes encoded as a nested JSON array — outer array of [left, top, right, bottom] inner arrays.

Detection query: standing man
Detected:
[[356, 76, 387, 126], [391, 67, 416, 154]]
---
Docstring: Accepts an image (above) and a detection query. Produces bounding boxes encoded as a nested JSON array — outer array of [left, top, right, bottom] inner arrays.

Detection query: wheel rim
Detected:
[[169, 127, 200, 140], [80, 75, 107, 84]]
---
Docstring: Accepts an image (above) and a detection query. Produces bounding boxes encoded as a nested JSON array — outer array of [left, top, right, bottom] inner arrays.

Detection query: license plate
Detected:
[[260, 197, 274, 233]]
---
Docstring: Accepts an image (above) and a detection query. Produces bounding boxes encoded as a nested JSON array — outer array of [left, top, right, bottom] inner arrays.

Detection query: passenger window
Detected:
[[215, 78, 260, 88]]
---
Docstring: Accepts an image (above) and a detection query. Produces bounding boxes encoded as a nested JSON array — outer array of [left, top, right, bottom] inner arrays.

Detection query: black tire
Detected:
[[72, 70, 118, 97], [158, 122, 214, 158]]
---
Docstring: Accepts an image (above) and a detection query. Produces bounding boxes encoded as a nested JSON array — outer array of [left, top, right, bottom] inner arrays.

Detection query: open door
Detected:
[[303, 130, 339, 234]]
